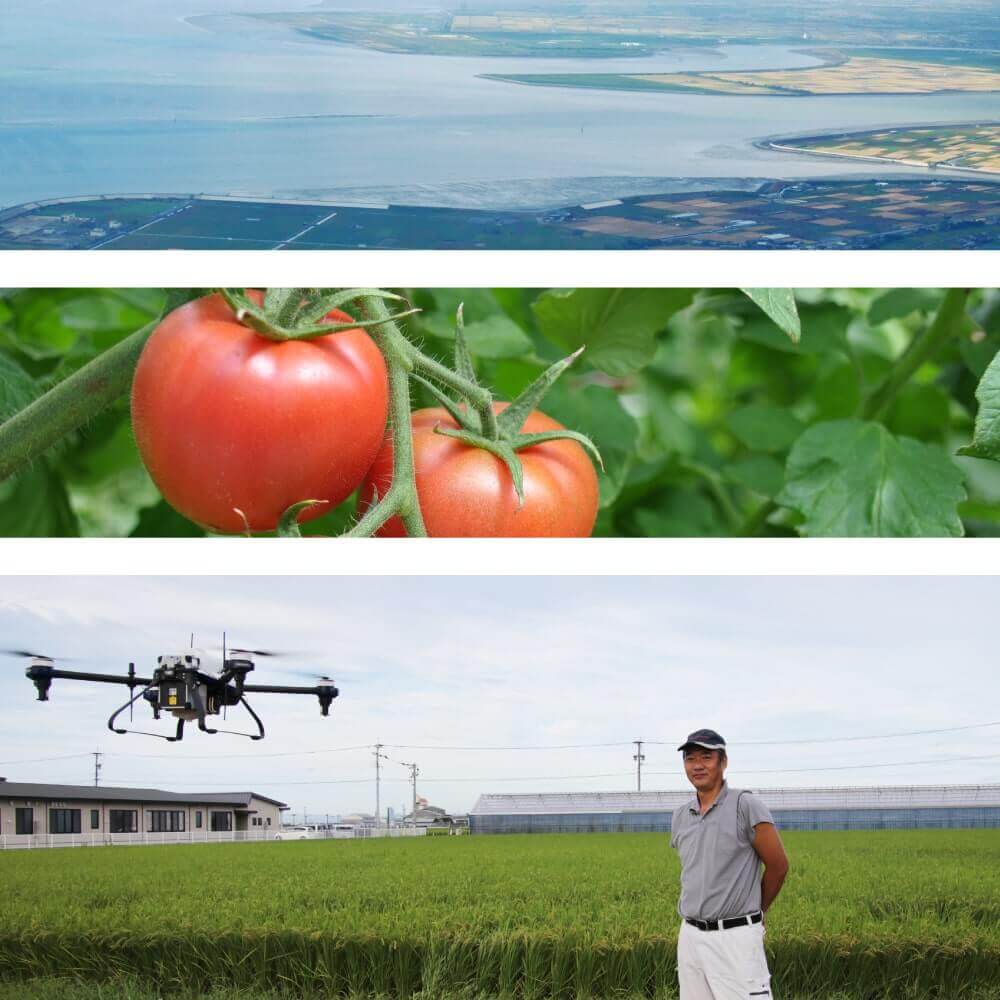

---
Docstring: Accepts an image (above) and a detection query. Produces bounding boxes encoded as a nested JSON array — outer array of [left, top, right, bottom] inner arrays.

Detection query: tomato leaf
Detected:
[[542, 383, 638, 507], [867, 288, 944, 326], [778, 419, 966, 537], [739, 303, 851, 356], [633, 491, 726, 537], [959, 348, 1000, 462], [725, 404, 804, 453], [532, 289, 694, 376], [0, 462, 78, 536], [740, 289, 800, 343], [724, 454, 786, 498], [0, 351, 38, 420], [130, 500, 206, 538], [462, 314, 533, 361]]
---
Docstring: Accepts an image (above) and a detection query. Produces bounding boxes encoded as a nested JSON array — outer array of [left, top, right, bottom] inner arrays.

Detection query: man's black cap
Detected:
[[677, 728, 726, 752]]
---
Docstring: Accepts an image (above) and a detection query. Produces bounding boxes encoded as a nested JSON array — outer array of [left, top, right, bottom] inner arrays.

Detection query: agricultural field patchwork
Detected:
[[1, 179, 998, 250], [492, 53, 1000, 96], [242, 10, 705, 58], [230, 5, 1000, 55], [771, 124, 1000, 174], [1, 830, 999, 997]]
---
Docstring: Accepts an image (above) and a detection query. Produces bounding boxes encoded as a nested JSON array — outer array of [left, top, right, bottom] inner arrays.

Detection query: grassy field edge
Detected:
[[2, 931, 999, 998]]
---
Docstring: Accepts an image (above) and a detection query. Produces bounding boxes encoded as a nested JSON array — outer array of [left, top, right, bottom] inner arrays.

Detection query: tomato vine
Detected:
[[1, 286, 997, 538], [0, 288, 601, 538]]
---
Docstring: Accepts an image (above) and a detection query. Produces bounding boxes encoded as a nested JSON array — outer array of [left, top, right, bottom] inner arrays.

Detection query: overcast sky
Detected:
[[1, 576, 996, 820]]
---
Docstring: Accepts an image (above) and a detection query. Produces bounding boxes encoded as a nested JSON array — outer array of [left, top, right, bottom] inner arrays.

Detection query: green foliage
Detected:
[[959, 348, 1000, 462], [779, 420, 966, 537], [0, 831, 998, 997], [531, 289, 694, 376], [1, 287, 998, 537], [739, 288, 801, 343]]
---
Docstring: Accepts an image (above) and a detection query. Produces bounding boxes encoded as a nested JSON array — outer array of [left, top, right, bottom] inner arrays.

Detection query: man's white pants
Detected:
[[677, 920, 772, 1000]]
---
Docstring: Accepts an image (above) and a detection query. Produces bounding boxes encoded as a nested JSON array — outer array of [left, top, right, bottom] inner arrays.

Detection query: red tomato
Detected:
[[360, 403, 599, 537], [131, 291, 388, 533]]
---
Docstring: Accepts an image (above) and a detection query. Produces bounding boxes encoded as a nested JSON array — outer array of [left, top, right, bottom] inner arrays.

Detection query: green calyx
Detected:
[[218, 288, 420, 341], [421, 306, 603, 506]]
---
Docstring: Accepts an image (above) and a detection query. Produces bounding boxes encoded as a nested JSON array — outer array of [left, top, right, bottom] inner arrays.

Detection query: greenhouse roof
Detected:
[[470, 785, 1000, 816]]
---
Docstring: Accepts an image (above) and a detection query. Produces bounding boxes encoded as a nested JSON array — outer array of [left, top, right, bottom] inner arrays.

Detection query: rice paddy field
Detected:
[[2, 830, 999, 999]]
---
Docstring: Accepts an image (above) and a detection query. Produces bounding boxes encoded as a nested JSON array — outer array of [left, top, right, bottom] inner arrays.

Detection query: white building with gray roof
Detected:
[[469, 785, 1000, 835], [0, 778, 287, 849]]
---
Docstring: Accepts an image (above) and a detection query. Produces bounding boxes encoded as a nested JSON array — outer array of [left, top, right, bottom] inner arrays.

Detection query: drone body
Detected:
[[22, 647, 338, 742]]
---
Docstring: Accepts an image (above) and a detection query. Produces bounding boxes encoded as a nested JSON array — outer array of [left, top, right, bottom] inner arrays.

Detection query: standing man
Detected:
[[670, 729, 789, 1000]]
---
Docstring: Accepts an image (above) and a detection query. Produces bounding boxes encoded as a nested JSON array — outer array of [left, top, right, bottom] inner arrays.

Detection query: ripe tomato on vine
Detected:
[[130, 291, 389, 534], [360, 404, 599, 537]]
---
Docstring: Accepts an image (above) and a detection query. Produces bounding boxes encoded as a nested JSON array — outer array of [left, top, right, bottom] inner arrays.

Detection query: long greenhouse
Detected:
[[468, 784, 1000, 835]]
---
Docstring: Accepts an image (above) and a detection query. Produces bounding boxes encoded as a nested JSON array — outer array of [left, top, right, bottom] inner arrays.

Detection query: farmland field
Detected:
[[769, 124, 1000, 174], [3, 179, 999, 251], [489, 52, 1000, 96], [2, 830, 999, 998]]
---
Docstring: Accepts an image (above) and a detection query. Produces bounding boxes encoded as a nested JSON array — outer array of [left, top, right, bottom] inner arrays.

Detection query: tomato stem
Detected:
[[343, 294, 429, 538], [862, 288, 971, 421], [0, 290, 200, 485], [405, 348, 499, 438]]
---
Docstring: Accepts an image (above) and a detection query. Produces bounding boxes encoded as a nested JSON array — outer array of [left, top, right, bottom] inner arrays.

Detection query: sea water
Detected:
[[1, 0, 995, 209]]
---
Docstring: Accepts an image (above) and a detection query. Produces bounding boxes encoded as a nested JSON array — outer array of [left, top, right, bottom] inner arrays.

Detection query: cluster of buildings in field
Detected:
[[3, 777, 999, 849]]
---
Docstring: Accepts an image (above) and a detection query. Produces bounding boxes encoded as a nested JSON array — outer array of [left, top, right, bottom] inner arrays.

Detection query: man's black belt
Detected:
[[685, 910, 763, 932]]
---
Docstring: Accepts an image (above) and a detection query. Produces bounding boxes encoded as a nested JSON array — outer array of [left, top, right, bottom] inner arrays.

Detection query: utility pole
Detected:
[[400, 761, 419, 828], [93, 750, 103, 788], [373, 743, 389, 829], [633, 740, 645, 792]]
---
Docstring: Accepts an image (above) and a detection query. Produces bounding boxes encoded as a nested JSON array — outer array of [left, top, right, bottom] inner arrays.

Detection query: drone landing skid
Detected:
[[107, 682, 158, 736], [193, 696, 264, 740], [110, 720, 185, 742]]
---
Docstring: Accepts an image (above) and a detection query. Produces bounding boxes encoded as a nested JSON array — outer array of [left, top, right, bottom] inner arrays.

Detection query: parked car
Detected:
[[274, 825, 319, 841]]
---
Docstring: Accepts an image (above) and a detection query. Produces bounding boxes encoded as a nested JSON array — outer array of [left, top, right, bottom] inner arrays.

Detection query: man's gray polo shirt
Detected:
[[670, 782, 775, 921]]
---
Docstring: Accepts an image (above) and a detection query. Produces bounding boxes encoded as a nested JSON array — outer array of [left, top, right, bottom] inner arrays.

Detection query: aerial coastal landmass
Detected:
[[4, 0, 999, 249], [767, 124, 1000, 174], [485, 48, 1000, 94], [239, 2, 1000, 56], [2, 178, 996, 250]]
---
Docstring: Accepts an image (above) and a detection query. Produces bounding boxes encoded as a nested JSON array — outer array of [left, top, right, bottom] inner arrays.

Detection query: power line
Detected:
[[0, 752, 94, 766], [102, 744, 372, 761], [649, 751, 1000, 776], [648, 721, 1000, 747], [97, 753, 1000, 790], [383, 741, 634, 751], [10, 723, 990, 768]]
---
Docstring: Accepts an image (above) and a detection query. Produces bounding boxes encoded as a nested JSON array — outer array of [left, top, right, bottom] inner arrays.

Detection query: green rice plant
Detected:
[[2, 831, 999, 998]]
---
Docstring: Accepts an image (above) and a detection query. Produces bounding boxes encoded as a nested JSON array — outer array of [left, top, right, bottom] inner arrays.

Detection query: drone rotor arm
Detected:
[[242, 681, 339, 716], [35, 666, 154, 688]]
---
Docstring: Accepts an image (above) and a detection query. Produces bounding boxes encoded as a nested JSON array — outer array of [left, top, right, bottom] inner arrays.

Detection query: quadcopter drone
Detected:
[[17, 644, 338, 742]]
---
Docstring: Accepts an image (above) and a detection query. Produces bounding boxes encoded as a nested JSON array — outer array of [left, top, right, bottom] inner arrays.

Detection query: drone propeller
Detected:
[[275, 669, 338, 683], [1, 648, 79, 662]]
